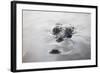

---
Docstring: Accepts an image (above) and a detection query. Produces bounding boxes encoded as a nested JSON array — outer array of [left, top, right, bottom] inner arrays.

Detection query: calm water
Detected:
[[22, 10, 91, 63]]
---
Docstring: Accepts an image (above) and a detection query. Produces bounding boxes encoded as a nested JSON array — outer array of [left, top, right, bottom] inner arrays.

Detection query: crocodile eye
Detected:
[[52, 27, 61, 35]]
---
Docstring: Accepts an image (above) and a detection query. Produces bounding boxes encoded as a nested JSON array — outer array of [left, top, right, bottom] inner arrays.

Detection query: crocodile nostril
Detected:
[[64, 28, 74, 38], [52, 23, 74, 43], [56, 37, 64, 42], [66, 34, 72, 38]]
